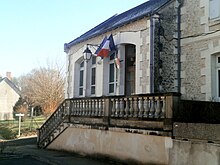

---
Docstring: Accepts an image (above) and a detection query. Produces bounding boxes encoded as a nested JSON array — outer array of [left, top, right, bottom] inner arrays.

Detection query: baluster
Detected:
[[124, 98, 129, 117], [115, 98, 120, 117], [90, 100, 94, 116], [129, 97, 134, 117], [75, 100, 78, 115], [90, 99, 94, 116], [76, 100, 79, 115], [88, 100, 92, 116], [73, 100, 77, 115], [111, 98, 116, 117], [78, 100, 82, 116], [81, 100, 84, 116], [81, 100, 85, 116], [99, 99, 104, 116], [160, 96, 165, 118], [154, 97, 161, 118], [72, 100, 76, 115], [95, 99, 99, 116], [93, 99, 96, 116], [138, 97, 144, 118], [133, 97, 138, 117], [119, 98, 125, 117], [84, 100, 88, 116], [149, 97, 155, 118], [70, 100, 73, 115]]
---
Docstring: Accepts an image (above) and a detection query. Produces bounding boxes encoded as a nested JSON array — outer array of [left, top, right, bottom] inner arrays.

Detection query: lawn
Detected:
[[0, 116, 47, 140]]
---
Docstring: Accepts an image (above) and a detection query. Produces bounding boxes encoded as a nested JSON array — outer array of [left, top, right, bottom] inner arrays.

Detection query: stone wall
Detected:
[[48, 125, 220, 165], [169, 140, 220, 165], [154, 1, 177, 93], [181, 0, 220, 101], [48, 126, 173, 165]]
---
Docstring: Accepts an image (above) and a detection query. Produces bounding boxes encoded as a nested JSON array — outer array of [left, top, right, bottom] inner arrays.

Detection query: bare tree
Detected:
[[18, 65, 65, 117]]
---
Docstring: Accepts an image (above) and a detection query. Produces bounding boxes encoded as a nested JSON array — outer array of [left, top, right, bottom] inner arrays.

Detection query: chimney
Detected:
[[6, 72, 12, 80]]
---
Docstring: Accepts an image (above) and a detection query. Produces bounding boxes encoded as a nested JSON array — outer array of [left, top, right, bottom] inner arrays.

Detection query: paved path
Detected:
[[0, 137, 121, 165]]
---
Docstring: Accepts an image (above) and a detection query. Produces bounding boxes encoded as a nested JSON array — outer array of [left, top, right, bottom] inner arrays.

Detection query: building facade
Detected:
[[64, 0, 220, 102], [181, 0, 220, 101], [64, 0, 179, 99], [0, 77, 20, 120]]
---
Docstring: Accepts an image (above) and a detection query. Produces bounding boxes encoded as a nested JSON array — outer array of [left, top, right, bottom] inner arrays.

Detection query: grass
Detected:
[[0, 116, 47, 140]]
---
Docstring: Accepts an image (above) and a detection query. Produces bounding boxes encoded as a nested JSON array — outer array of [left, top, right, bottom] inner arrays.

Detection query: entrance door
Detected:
[[125, 44, 136, 96]]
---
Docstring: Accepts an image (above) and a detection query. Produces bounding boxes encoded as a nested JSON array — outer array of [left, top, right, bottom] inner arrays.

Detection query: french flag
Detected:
[[95, 34, 116, 58]]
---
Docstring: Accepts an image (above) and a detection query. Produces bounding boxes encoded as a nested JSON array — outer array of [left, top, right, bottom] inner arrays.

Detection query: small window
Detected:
[[109, 63, 115, 93], [90, 56, 96, 95], [218, 70, 220, 97], [209, 0, 220, 20], [80, 61, 84, 67], [91, 68, 96, 95], [79, 61, 84, 96], [92, 56, 96, 65], [218, 56, 220, 63]]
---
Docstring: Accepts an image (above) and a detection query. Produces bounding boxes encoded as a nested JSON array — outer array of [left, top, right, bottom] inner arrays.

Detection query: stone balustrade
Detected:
[[110, 96, 166, 118], [68, 94, 174, 119], [37, 93, 179, 148], [70, 98, 105, 117]]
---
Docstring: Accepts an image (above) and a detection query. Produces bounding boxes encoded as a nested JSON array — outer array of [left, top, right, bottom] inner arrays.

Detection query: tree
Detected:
[[13, 97, 28, 121], [18, 65, 65, 117]]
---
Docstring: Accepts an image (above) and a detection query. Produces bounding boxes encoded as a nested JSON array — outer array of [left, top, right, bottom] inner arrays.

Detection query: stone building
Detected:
[[38, 1, 220, 164], [180, 0, 220, 101], [64, 0, 179, 99], [0, 76, 20, 120], [64, 0, 220, 102]]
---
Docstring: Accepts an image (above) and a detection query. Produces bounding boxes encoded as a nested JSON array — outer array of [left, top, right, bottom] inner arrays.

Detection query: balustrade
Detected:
[[38, 93, 178, 148], [69, 98, 105, 117], [109, 95, 166, 119]]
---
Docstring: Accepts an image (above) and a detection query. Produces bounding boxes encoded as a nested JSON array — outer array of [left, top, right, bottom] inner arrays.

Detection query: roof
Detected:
[[64, 0, 170, 51], [0, 77, 21, 95]]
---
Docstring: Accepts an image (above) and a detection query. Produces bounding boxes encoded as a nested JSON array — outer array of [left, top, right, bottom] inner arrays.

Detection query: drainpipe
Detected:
[[177, 0, 183, 94], [150, 15, 155, 93]]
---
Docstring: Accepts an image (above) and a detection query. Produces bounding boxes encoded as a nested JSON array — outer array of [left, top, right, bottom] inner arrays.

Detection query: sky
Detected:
[[0, 0, 147, 77]]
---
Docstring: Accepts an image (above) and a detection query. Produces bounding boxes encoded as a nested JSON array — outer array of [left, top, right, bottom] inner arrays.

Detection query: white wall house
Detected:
[[0, 77, 20, 120], [64, 0, 178, 99]]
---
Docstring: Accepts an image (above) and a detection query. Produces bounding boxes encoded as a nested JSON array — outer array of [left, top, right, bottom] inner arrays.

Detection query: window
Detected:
[[79, 61, 84, 96], [109, 63, 115, 93], [109, 53, 118, 94], [209, 0, 220, 20], [91, 56, 96, 95], [218, 69, 220, 97], [216, 56, 220, 99]]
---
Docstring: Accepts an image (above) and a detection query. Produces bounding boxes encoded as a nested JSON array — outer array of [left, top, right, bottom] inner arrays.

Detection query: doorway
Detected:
[[125, 44, 136, 96]]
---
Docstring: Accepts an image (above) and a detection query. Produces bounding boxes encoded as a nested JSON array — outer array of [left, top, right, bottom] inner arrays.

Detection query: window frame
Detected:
[[90, 56, 96, 95], [79, 61, 84, 96], [108, 53, 118, 94]]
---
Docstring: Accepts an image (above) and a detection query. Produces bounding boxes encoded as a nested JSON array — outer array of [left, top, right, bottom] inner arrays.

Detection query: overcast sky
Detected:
[[0, 0, 147, 77]]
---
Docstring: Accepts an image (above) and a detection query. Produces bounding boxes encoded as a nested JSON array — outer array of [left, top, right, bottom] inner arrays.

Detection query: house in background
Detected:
[[0, 73, 20, 120]]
